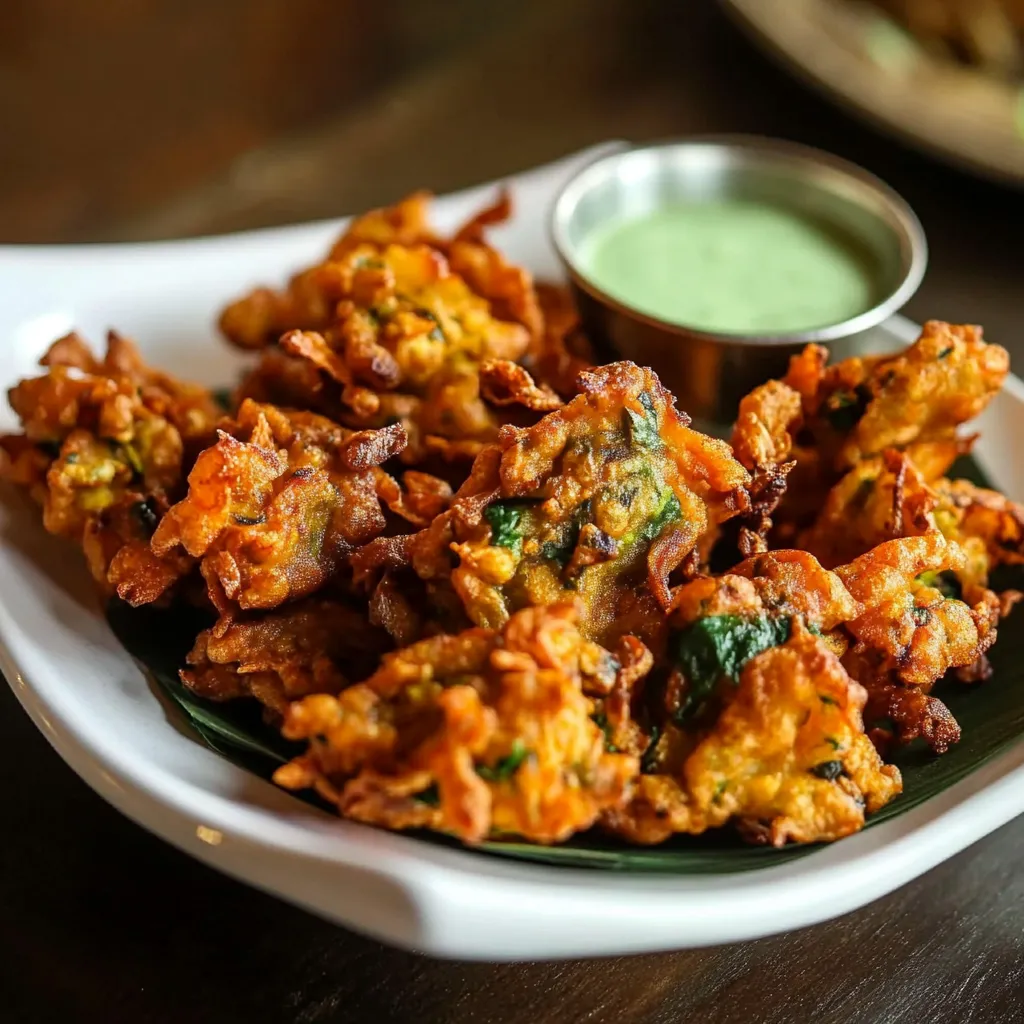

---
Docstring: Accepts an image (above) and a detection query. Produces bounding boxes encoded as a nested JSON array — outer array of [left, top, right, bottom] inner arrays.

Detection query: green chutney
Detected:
[[579, 200, 879, 334]]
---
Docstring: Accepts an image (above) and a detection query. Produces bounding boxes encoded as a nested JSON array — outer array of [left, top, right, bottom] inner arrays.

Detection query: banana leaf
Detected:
[[105, 457, 1024, 874]]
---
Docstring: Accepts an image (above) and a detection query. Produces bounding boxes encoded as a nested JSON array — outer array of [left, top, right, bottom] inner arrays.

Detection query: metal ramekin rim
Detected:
[[549, 134, 928, 348]]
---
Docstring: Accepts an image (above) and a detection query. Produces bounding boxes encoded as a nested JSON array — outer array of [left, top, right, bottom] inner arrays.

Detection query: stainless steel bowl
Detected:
[[550, 136, 927, 425]]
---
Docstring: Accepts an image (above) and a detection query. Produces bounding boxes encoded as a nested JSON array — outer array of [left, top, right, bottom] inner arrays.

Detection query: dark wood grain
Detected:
[[5, 1, 1024, 1021]]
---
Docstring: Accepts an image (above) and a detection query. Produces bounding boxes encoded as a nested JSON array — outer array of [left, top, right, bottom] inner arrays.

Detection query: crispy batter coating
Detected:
[[477, 359, 563, 412], [143, 399, 441, 615], [773, 323, 1008, 542], [219, 192, 437, 350], [800, 450, 936, 568], [836, 533, 998, 689], [731, 549, 861, 630], [604, 627, 901, 845], [227, 193, 562, 466], [725, 379, 799, 550], [10, 330, 219, 451], [830, 533, 1004, 753], [445, 190, 544, 341], [662, 550, 858, 731], [181, 598, 391, 718], [802, 447, 1024, 596], [352, 361, 752, 650], [730, 379, 802, 472], [1, 332, 220, 596], [933, 477, 1024, 579], [273, 602, 639, 844], [9, 201, 1024, 859], [785, 322, 1007, 474]]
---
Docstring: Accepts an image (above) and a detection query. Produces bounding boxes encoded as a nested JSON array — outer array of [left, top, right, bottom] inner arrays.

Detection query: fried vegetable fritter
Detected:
[[786, 322, 1007, 475], [181, 597, 391, 719], [137, 399, 444, 616], [932, 477, 1024, 583], [833, 533, 1005, 753], [0, 332, 220, 597], [273, 602, 639, 844], [726, 379, 799, 550], [665, 549, 860, 726], [799, 449, 936, 568], [226, 193, 565, 467], [771, 322, 1008, 542], [604, 625, 901, 846], [7, 192, 1023, 861], [352, 361, 752, 650], [837, 534, 998, 687], [801, 446, 1024, 598]]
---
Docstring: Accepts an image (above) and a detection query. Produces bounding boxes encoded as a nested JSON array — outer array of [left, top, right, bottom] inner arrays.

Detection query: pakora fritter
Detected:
[[759, 321, 1009, 543], [137, 398, 443, 617], [598, 550, 897, 846], [224, 192, 576, 468], [0, 331, 220, 600], [274, 602, 639, 844], [182, 597, 391, 719], [604, 624, 902, 846], [835, 532, 1003, 752], [352, 361, 754, 651]]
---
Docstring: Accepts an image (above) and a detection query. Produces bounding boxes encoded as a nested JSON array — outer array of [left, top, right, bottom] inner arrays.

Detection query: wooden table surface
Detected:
[[4, 1, 1024, 1021]]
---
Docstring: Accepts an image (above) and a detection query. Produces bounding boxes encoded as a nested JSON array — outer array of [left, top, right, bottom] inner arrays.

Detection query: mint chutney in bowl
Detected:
[[550, 137, 927, 424]]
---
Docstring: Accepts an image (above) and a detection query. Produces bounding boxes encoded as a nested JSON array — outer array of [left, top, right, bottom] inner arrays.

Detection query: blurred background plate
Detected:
[[723, 0, 1024, 185]]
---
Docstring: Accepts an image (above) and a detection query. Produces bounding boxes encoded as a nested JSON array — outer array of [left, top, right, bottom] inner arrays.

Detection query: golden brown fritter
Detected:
[[477, 359, 563, 413], [837, 533, 998, 688], [0, 332, 220, 597], [444, 190, 545, 342], [801, 448, 1024, 599], [932, 477, 1024, 582], [730, 379, 802, 473], [226, 193, 559, 467], [771, 323, 1008, 543], [9, 194, 1024, 860], [829, 532, 1005, 753], [603, 626, 901, 846], [9, 329, 218, 454], [785, 322, 1007, 475], [352, 361, 753, 650], [726, 379, 800, 548], [219, 192, 438, 350], [139, 399, 441, 616], [659, 550, 858, 739], [273, 602, 639, 844], [181, 598, 391, 719], [853, 669, 963, 755]]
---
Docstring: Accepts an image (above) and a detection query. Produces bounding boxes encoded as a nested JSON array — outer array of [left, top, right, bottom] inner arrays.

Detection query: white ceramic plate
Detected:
[[3, 146, 1024, 962]]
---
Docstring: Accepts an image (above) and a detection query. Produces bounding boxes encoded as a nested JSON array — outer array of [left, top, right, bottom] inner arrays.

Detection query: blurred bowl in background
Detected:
[[722, 0, 1024, 187]]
